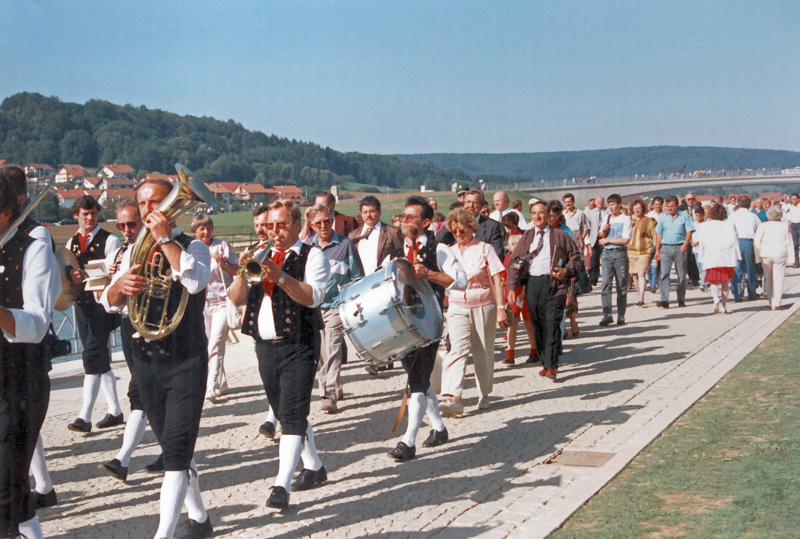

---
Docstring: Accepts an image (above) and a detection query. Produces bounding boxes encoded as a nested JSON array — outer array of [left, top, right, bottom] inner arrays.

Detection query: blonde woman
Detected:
[[440, 209, 507, 415], [754, 206, 795, 310]]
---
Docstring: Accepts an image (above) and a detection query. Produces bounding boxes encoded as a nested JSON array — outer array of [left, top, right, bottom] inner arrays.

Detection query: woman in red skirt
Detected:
[[694, 203, 741, 313]]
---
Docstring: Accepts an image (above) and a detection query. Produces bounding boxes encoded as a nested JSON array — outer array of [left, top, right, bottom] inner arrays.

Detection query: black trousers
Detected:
[[256, 341, 316, 436], [0, 350, 49, 537], [75, 301, 119, 375], [120, 319, 143, 411], [686, 243, 700, 282], [400, 341, 438, 394], [525, 275, 566, 370], [134, 353, 206, 471], [589, 241, 603, 284]]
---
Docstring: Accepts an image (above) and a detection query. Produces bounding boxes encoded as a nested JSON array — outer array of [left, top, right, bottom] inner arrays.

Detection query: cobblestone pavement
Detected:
[[38, 271, 800, 538]]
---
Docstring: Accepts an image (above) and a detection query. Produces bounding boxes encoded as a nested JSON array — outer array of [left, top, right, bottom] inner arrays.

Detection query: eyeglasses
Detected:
[[312, 218, 332, 227], [116, 221, 138, 230], [265, 222, 292, 231], [399, 214, 420, 222]]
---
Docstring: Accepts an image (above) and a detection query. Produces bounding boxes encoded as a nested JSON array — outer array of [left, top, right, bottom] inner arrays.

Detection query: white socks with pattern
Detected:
[[401, 392, 427, 448]]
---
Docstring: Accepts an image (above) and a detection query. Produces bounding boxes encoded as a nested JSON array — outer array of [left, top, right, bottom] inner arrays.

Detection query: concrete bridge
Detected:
[[520, 172, 800, 206]]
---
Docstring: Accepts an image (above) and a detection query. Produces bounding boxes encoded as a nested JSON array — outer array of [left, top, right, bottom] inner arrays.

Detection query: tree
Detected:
[[60, 129, 98, 165]]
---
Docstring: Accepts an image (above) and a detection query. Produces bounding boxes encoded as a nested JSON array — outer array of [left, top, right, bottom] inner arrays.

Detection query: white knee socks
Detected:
[[100, 370, 122, 416], [401, 392, 427, 448], [18, 516, 44, 539], [425, 387, 446, 432], [265, 406, 277, 426], [79, 374, 101, 422], [275, 435, 303, 492], [154, 470, 188, 539], [300, 423, 323, 472], [115, 410, 148, 467], [185, 460, 208, 524], [30, 434, 54, 495]]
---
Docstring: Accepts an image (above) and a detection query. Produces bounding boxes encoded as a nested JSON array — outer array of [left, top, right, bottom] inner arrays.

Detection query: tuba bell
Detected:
[[127, 164, 217, 340], [237, 239, 274, 285]]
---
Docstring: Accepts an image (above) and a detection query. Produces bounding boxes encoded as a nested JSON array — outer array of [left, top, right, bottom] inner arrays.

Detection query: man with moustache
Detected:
[[438, 190, 505, 258], [0, 180, 61, 539], [348, 195, 403, 276], [507, 200, 581, 381], [229, 200, 331, 510], [98, 199, 153, 482], [103, 179, 213, 539]]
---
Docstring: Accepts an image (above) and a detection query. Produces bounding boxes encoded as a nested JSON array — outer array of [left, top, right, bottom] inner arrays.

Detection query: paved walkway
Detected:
[[38, 271, 800, 538]]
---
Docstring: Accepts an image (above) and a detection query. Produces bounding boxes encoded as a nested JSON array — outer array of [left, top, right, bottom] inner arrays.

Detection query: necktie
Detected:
[[530, 230, 545, 259], [78, 233, 90, 252], [263, 250, 287, 297], [360, 227, 373, 243], [406, 241, 422, 263]]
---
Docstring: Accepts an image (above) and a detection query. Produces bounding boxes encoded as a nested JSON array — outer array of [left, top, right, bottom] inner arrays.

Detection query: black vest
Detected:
[[242, 243, 319, 345], [131, 233, 208, 363], [389, 233, 446, 309], [0, 231, 43, 370], [19, 216, 56, 252], [71, 228, 113, 306]]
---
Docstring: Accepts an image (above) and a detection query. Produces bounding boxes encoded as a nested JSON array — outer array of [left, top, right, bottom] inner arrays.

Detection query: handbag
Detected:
[[218, 264, 242, 330], [574, 264, 592, 296]]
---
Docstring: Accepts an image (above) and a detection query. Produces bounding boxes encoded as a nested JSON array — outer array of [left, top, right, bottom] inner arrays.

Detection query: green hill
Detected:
[[398, 147, 800, 181], [0, 92, 474, 192]]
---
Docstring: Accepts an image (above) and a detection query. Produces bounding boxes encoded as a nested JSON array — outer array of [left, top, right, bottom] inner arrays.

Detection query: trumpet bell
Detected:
[[237, 239, 273, 285]]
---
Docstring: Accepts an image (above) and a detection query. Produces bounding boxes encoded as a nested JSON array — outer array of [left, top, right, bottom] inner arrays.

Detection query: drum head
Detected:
[[391, 259, 442, 342]]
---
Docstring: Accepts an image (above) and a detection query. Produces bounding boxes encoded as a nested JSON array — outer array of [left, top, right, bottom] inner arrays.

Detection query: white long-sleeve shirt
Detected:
[[2, 231, 61, 343], [754, 221, 796, 265], [101, 226, 211, 313], [381, 233, 468, 292]]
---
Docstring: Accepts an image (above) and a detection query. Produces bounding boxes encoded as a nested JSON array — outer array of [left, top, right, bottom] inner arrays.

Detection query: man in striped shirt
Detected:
[[308, 203, 364, 414]]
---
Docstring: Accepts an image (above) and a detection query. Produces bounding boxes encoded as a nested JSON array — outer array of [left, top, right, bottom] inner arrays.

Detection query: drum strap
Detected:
[[391, 347, 423, 434]]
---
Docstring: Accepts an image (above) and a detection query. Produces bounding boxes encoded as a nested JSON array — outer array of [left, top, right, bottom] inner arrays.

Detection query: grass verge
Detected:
[[552, 311, 800, 538]]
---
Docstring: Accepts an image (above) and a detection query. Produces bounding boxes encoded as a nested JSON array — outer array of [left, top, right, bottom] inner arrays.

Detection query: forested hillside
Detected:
[[399, 147, 800, 181], [0, 93, 478, 191]]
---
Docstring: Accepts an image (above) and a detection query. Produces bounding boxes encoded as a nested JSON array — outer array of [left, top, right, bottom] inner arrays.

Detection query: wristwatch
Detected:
[[277, 272, 286, 286], [156, 236, 173, 247]]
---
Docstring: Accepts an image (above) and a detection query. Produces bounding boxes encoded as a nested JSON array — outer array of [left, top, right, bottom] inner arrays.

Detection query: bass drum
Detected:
[[338, 258, 443, 371]]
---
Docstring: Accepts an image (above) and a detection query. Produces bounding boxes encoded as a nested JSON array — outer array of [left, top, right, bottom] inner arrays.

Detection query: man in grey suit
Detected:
[[438, 190, 505, 258], [348, 195, 403, 276]]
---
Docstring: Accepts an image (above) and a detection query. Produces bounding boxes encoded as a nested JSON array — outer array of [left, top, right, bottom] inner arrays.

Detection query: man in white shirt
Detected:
[[599, 194, 633, 326], [729, 195, 762, 301], [230, 200, 331, 511], [588, 196, 609, 285], [0, 180, 61, 539], [490, 190, 528, 229], [65, 195, 123, 434], [562, 193, 590, 257], [348, 195, 403, 275], [784, 193, 800, 267], [104, 178, 213, 538]]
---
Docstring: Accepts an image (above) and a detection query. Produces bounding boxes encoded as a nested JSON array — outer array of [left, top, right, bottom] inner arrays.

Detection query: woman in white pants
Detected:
[[192, 215, 239, 401], [754, 206, 795, 310], [440, 209, 508, 415]]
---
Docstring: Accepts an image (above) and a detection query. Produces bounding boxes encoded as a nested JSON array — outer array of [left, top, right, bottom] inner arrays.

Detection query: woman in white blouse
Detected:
[[754, 206, 795, 310], [694, 204, 741, 313], [439, 209, 508, 415]]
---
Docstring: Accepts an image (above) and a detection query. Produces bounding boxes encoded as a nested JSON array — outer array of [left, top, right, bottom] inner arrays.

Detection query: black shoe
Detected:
[[145, 454, 165, 474], [259, 421, 276, 440], [97, 413, 124, 429], [31, 488, 57, 509], [617, 317, 625, 326], [291, 466, 327, 491], [266, 486, 290, 510], [599, 315, 613, 326], [734, 298, 743, 303], [422, 428, 449, 448], [655, 301, 669, 309], [524, 353, 539, 364], [388, 442, 415, 462], [67, 418, 92, 433], [175, 516, 213, 539], [677, 302, 686, 308], [98, 458, 128, 482]]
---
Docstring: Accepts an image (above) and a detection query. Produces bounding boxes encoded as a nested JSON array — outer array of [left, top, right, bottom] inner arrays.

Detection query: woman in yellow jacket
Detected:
[[627, 200, 658, 306]]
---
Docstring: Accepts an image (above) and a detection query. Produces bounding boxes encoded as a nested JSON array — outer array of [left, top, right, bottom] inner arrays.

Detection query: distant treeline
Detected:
[[0, 92, 488, 192], [399, 147, 800, 182]]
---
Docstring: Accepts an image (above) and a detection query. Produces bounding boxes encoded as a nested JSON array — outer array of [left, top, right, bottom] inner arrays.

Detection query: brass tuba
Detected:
[[127, 164, 217, 340], [237, 239, 274, 285]]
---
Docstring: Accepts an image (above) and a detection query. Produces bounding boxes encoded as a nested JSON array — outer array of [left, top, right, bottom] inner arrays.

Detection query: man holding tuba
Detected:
[[0, 179, 61, 539], [103, 179, 214, 539], [229, 200, 331, 511]]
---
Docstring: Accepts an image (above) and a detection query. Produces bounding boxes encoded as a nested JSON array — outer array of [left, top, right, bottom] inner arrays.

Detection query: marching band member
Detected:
[[98, 199, 150, 482], [65, 195, 124, 434], [229, 200, 331, 510], [384, 196, 467, 462], [0, 166, 58, 509], [103, 179, 213, 539], [0, 180, 61, 539]]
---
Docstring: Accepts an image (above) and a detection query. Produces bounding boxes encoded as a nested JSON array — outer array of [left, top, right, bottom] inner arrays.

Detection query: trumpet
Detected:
[[238, 240, 274, 285]]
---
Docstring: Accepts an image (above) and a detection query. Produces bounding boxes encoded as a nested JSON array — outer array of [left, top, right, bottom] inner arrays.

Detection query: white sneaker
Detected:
[[205, 390, 217, 402], [478, 398, 490, 410]]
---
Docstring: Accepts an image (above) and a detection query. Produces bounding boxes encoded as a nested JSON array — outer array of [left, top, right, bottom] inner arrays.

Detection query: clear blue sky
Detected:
[[2, 0, 799, 154]]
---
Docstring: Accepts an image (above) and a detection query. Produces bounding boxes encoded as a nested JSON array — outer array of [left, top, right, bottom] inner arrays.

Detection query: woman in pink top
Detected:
[[439, 209, 508, 415]]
